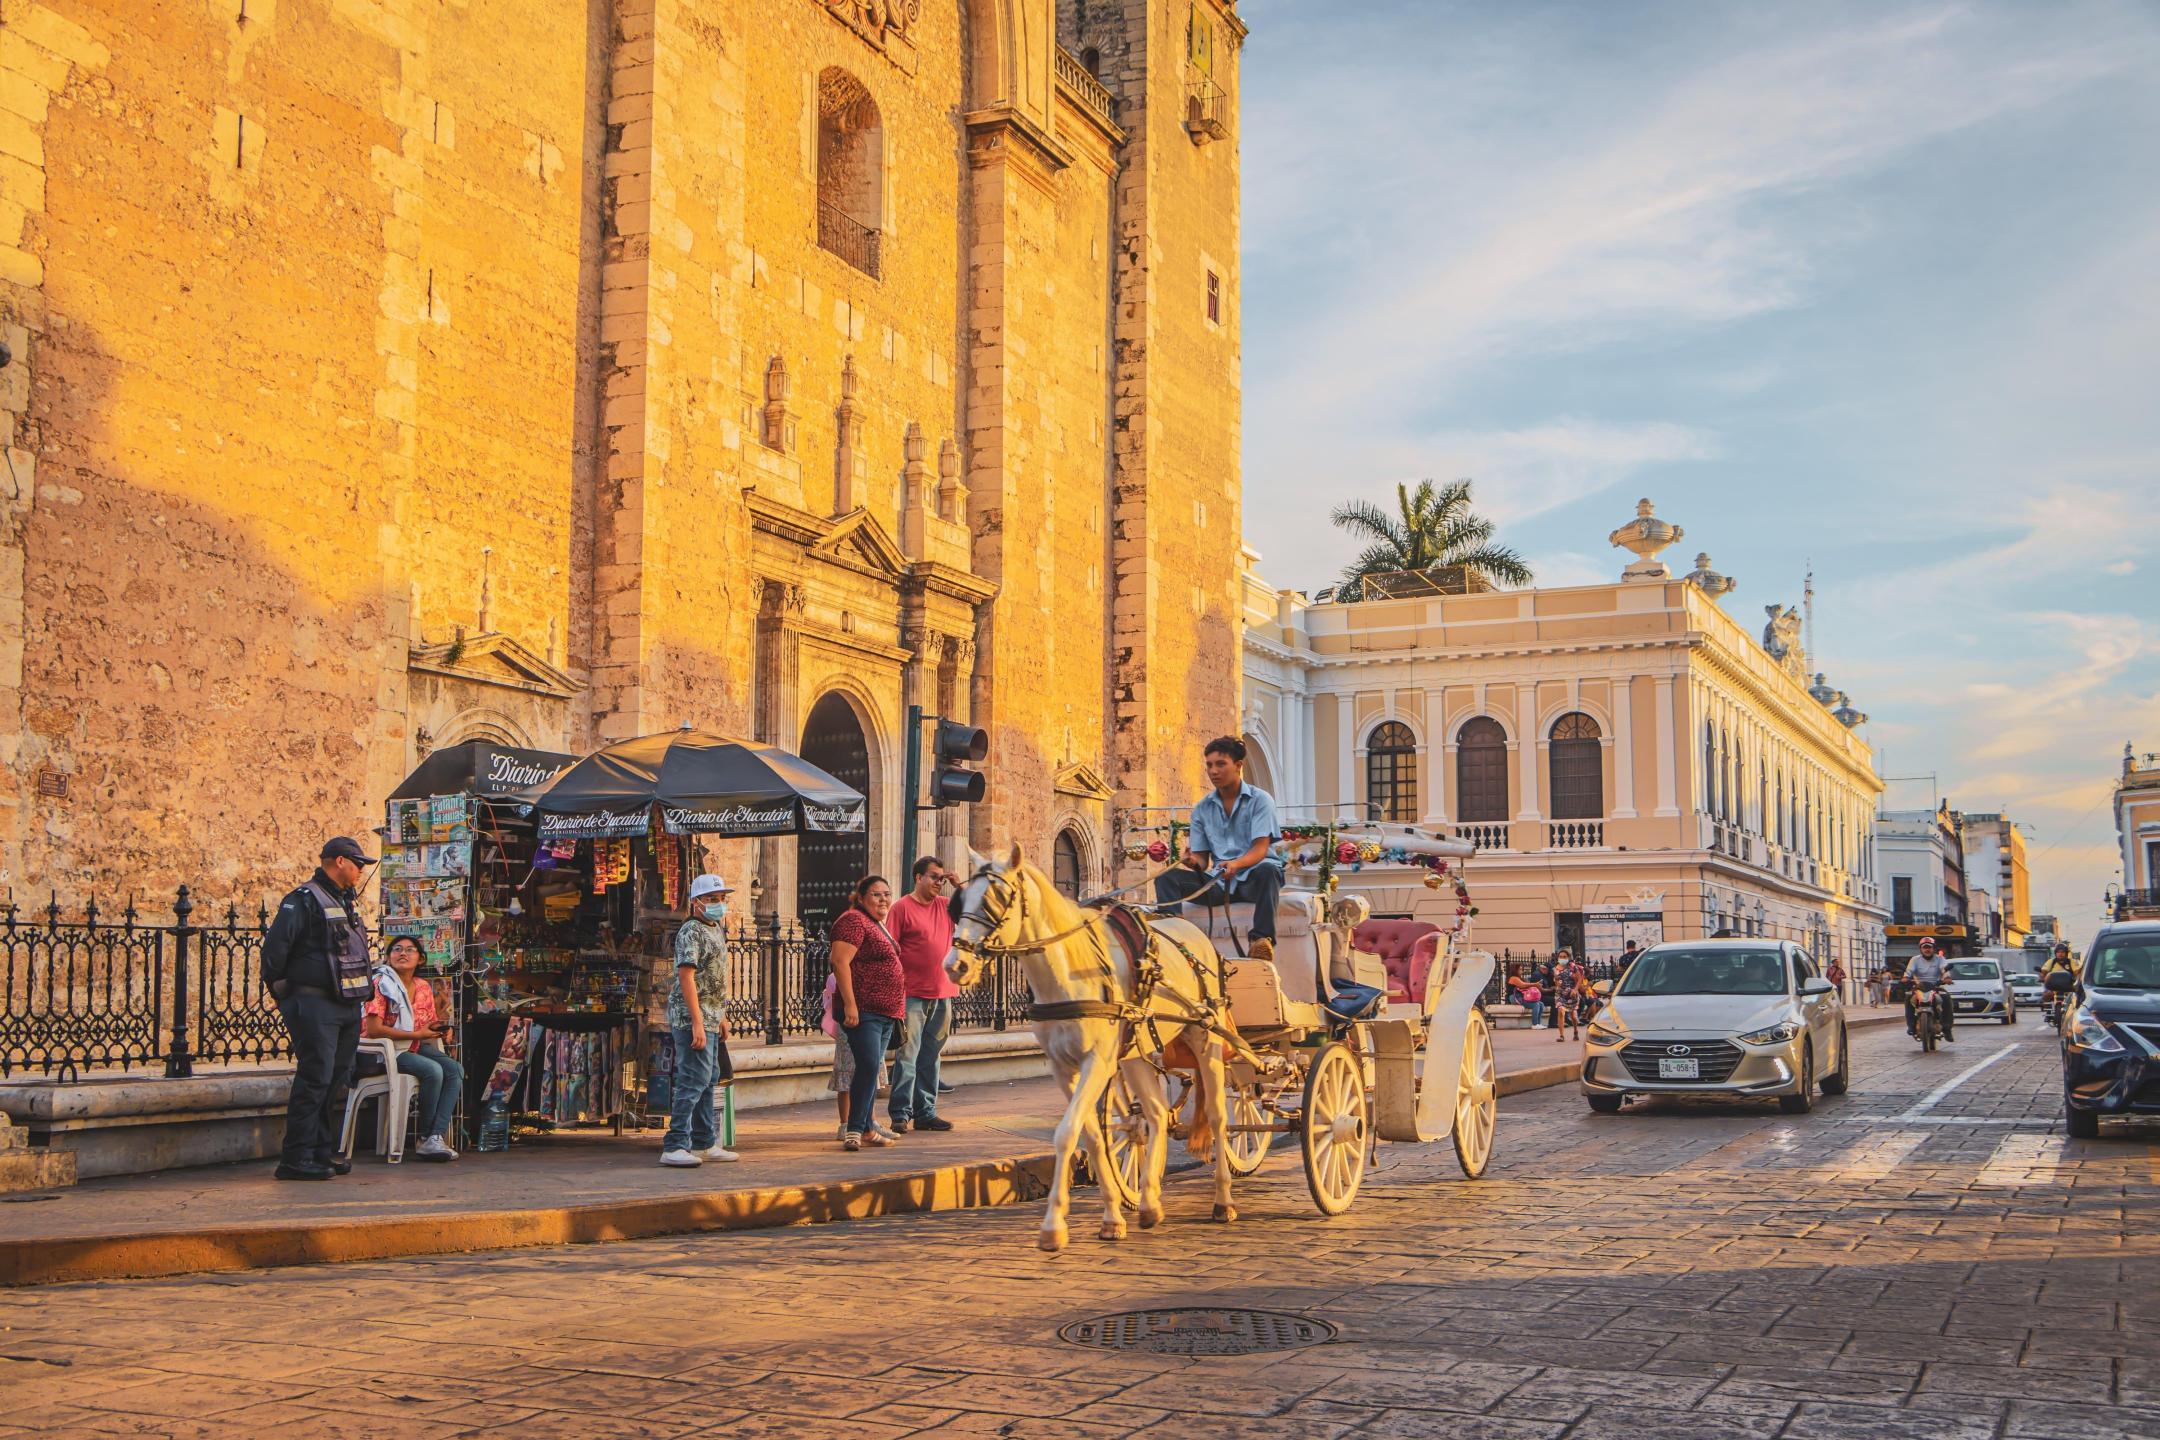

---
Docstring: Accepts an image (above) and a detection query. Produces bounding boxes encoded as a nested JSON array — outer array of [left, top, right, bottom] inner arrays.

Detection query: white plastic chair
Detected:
[[339, 1037, 418, 1164]]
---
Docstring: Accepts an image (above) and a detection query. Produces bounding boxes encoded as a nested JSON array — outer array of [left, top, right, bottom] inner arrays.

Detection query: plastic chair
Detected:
[[339, 1037, 418, 1164]]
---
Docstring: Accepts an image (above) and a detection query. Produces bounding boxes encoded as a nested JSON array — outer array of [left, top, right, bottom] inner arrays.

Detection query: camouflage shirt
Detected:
[[665, 919, 730, 1032]]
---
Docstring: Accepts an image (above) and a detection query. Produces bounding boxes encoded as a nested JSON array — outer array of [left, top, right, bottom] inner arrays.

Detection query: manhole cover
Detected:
[[1058, 1307, 1337, 1355]]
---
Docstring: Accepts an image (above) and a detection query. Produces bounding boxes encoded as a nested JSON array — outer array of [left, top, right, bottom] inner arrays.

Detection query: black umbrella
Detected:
[[533, 728, 866, 840]]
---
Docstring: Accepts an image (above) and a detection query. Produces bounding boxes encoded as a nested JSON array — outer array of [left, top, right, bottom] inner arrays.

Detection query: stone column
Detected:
[[1515, 685, 1541, 820], [753, 580, 804, 908], [1612, 675, 1637, 818], [1654, 674, 1678, 817], [1424, 686, 1449, 824]]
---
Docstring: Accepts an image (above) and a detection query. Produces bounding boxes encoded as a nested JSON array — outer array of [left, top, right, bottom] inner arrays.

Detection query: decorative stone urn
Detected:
[[1683, 551, 1735, 600], [1608, 498, 1683, 581]]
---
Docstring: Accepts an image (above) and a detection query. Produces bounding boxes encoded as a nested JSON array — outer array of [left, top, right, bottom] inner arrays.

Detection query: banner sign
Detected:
[[537, 807, 652, 840], [476, 746, 573, 797]]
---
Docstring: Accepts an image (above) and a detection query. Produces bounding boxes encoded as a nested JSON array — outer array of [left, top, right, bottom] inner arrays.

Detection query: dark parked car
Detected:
[[2060, 921, 2160, 1139]]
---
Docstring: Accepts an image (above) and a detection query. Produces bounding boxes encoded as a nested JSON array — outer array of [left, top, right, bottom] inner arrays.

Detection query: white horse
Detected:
[[944, 844, 1241, 1252]]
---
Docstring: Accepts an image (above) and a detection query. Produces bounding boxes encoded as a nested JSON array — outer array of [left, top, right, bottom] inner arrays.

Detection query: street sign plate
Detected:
[[1658, 1057, 1700, 1079]]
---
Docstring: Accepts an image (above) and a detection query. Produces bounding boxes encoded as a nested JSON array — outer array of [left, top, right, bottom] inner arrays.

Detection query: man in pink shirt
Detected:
[[886, 855, 958, 1132]]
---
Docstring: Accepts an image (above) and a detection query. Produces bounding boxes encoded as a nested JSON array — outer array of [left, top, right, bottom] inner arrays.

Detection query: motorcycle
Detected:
[[1909, 979, 1949, 1052], [2042, 970, 2077, 1029]]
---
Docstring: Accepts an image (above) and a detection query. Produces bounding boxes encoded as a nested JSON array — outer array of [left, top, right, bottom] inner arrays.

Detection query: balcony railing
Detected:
[[2115, 888, 2160, 919], [1054, 45, 1119, 128], [1454, 821, 1510, 852], [1546, 820, 1606, 850], [817, 201, 881, 280], [1183, 73, 1227, 144], [1888, 910, 1968, 930]]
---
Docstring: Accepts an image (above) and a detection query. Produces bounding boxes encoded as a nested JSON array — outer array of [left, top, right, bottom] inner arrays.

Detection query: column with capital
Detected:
[[1423, 687, 1449, 824], [1612, 676, 1637, 819], [1515, 684, 1541, 821], [1653, 674, 1678, 817]]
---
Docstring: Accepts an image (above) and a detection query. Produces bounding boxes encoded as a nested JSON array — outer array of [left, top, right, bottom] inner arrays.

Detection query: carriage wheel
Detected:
[[1300, 1041, 1368, 1215], [1094, 1068, 1151, 1208], [1222, 1080, 1273, 1178], [1452, 1007, 1497, 1179]]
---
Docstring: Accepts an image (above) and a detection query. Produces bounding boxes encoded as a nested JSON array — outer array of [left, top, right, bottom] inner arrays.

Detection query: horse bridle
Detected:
[[956, 863, 1110, 961]]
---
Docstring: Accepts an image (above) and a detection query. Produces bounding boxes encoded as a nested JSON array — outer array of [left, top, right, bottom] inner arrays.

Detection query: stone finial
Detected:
[[1808, 671, 1837, 706], [477, 545, 493, 633], [937, 436, 965, 522], [1683, 551, 1735, 601], [761, 356, 792, 451], [840, 353, 859, 404], [1834, 698, 1868, 729], [1609, 497, 1683, 581]]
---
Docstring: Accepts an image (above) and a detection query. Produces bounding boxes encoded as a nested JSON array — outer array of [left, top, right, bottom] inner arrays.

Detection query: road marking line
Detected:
[[1976, 1133, 2064, 1187], [1894, 1043, 2019, 1122], [1833, 1129, 1927, 1180]]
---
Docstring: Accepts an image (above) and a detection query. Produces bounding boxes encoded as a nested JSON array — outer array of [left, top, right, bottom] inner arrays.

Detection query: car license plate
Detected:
[[1958, 1000, 1983, 1011], [1658, 1057, 1700, 1079]]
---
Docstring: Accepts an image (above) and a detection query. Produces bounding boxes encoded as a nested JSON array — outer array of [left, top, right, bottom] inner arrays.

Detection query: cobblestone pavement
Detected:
[[4, 1022, 2157, 1438]]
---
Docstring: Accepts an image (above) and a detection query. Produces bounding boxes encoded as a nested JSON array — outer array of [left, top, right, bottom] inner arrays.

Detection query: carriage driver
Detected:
[[1153, 736, 1284, 963]]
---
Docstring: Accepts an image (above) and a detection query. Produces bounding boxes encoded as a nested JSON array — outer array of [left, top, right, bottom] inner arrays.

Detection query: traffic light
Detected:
[[930, 717, 988, 807]]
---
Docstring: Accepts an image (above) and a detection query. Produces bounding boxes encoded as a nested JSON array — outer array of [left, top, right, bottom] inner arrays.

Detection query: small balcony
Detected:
[[2115, 888, 2160, 919], [817, 201, 881, 280], [1546, 820, 1606, 851], [1453, 821, 1510, 852], [1184, 74, 1227, 145]]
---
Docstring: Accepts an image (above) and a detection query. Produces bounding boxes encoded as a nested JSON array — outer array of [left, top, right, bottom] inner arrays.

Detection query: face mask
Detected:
[[700, 901, 728, 923]]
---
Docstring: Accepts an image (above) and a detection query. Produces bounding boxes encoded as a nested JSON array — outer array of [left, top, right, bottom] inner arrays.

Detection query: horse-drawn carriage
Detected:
[[946, 825, 1498, 1250]]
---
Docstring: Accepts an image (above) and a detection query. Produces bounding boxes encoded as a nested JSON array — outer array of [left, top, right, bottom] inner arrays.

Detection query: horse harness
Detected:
[[960, 864, 1255, 1069]]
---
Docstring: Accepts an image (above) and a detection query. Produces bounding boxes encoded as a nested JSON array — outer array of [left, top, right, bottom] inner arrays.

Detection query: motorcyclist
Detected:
[[1902, 937, 1955, 1044], [2040, 942, 2078, 1023]]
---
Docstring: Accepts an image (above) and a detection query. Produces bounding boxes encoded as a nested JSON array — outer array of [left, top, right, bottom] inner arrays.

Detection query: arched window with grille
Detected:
[[1365, 721, 1418, 823], [1548, 712, 1604, 820], [816, 69, 883, 278], [1455, 717, 1509, 822], [1052, 827, 1086, 900]]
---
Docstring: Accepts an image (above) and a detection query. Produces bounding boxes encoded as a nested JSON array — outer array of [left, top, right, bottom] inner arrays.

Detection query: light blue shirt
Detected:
[[1188, 782, 1280, 867]]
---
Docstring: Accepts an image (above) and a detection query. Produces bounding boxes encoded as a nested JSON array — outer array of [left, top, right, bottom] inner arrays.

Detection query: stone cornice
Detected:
[[902, 562, 998, 606], [965, 104, 1074, 183]]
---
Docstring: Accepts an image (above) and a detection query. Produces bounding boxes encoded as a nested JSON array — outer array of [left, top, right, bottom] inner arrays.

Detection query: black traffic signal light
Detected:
[[930, 718, 988, 807]]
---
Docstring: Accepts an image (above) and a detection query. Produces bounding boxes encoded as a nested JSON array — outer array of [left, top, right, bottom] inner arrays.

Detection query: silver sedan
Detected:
[[1581, 939, 1850, 1115]]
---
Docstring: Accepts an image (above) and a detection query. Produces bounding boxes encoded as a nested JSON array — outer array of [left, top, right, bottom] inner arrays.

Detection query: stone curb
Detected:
[[0, 1027, 1892, 1288]]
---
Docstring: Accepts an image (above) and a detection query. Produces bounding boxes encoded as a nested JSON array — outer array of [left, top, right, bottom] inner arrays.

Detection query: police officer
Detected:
[[261, 837, 378, 1180]]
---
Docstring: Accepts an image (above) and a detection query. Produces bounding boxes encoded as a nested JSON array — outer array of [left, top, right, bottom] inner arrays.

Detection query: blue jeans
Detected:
[[842, 1013, 896, 1136], [1526, 1000, 1546, 1028], [889, 997, 953, 1125], [394, 1045, 465, 1141], [665, 1026, 721, 1153], [1153, 860, 1286, 941]]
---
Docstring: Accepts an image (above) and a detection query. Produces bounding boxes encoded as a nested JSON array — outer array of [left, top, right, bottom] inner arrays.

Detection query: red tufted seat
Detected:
[[1355, 918, 1443, 1004]]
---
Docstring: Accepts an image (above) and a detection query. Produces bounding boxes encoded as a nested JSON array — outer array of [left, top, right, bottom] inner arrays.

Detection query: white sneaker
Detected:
[[836, 1124, 850, 1141], [702, 1146, 740, 1162], [660, 1148, 704, 1167], [415, 1136, 458, 1160]]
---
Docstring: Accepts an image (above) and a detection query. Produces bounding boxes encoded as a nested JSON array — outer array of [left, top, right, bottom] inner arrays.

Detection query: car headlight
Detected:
[[1738, 1021, 1801, 1046], [2065, 1008, 2124, 1053], [1586, 1018, 1625, 1046]]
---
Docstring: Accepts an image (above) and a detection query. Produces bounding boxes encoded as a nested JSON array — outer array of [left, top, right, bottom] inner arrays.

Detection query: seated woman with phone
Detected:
[[361, 935, 464, 1162]]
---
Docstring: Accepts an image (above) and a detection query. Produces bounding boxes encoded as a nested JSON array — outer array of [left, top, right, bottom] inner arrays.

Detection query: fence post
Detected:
[[991, 953, 1007, 1032], [761, 913, 784, 1045], [165, 884, 194, 1078]]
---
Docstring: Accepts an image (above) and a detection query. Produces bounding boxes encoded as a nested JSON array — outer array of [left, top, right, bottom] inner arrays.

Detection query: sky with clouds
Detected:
[[1236, 0, 2160, 945]]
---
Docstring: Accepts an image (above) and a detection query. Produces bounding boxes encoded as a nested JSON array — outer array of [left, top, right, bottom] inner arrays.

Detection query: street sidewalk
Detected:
[[0, 1006, 1907, 1288]]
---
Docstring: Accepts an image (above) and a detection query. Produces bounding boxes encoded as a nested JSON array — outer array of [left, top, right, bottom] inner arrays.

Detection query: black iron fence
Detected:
[[0, 892, 1033, 1082]]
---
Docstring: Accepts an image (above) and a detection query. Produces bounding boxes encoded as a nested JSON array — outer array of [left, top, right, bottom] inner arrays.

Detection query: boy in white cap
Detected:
[[661, 873, 740, 1166]]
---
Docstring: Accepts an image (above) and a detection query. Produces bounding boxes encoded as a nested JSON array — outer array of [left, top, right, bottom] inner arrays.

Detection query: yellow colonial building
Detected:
[[1241, 500, 1889, 975], [2114, 744, 2160, 921], [0, 0, 1248, 919]]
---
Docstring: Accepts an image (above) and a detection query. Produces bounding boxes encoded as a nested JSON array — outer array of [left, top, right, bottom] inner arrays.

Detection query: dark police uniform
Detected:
[[260, 864, 374, 1174]]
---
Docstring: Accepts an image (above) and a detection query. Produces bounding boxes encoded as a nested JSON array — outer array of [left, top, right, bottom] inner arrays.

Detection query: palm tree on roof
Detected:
[[1329, 478, 1532, 600]]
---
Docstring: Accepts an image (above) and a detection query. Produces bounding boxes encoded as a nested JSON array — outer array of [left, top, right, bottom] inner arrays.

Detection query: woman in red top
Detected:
[[829, 875, 906, 1150]]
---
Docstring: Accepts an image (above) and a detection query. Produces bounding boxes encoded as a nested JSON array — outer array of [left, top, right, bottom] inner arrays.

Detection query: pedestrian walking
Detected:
[[661, 874, 739, 1168], [829, 874, 907, 1151], [1536, 958, 1559, 1030], [887, 856, 958, 1134], [1865, 967, 1888, 1007], [260, 837, 379, 1181], [1617, 940, 1641, 982], [360, 935, 464, 1161]]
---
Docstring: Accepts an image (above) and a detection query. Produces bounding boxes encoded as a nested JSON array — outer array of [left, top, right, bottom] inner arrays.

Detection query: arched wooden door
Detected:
[[797, 692, 870, 934]]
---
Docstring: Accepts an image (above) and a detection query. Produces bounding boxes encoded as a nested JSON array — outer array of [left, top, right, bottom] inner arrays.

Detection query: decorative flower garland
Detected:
[[1118, 819, 1480, 934]]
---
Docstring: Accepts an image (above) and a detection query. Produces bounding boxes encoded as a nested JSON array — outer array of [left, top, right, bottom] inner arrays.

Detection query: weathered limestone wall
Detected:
[[0, 0, 1244, 907]]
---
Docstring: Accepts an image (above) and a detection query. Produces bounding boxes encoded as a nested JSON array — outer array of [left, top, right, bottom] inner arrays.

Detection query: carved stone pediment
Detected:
[[409, 632, 580, 699], [1053, 761, 1113, 801], [811, 0, 920, 73], [810, 507, 910, 580]]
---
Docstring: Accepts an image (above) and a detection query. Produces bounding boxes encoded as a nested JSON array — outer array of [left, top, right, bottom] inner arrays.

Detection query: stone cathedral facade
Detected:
[[0, 0, 1246, 912]]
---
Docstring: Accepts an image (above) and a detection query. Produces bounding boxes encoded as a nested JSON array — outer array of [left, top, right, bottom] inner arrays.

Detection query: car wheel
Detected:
[[1819, 1027, 1850, 1096], [1779, 1041, 1815, 1115], [1586, 1092, 1624, 1115], [2006, 1004, 2017, 1025], [2065, 1104, 2100, 1140]]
